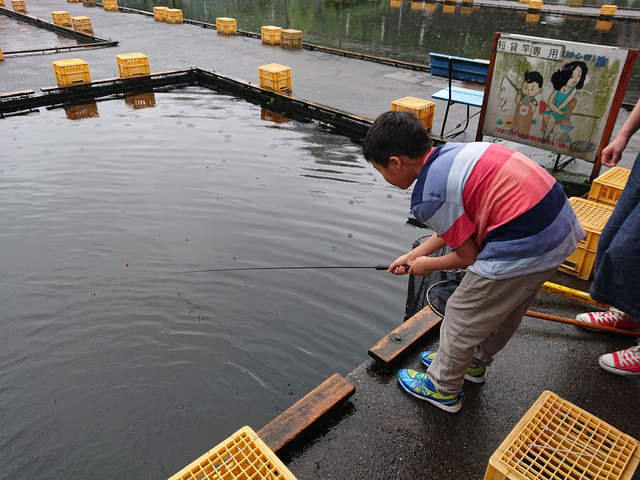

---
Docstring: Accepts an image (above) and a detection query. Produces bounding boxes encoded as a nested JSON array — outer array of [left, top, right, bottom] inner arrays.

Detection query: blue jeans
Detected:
[[590, 154, 640, 319]]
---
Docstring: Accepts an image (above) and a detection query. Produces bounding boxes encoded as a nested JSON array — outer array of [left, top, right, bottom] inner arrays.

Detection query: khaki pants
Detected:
[[427, 268, 557, 395]]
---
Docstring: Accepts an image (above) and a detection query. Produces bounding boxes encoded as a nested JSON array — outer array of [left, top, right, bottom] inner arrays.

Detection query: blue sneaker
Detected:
[[397, 369, 464, 413], [420, 350, 487, 384]]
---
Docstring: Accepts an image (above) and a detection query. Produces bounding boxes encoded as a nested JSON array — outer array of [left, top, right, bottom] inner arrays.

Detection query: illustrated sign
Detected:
[[481, 34, 636, 163]]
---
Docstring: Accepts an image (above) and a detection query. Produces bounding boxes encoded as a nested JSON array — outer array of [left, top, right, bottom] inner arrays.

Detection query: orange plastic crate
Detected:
[[258, 63, 292, 92], [261, 25, 282, 45], [63, 101, 99, 120], [52, 58, 91, 86], [281, 29, 302, 49], [51, 11, 72, 27], [588, 166, 630, 207], [391, 96, 435, 131], [559, 197, 613, 280], [153, 6, 168, 21], [102, 0, 118, 12], [600, 4, 617, 15], [166, 8, 183, 23], [216, 17, 237, 35], [11, 0, 27, 13], [168, 426, 298, 480], [484, 391, 639, 480], [116, 53, 150, 78], [71, 16, 93, 34]]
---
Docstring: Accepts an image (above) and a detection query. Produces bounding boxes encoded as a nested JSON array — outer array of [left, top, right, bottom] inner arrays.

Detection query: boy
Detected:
[[362, 111, 584, 413]]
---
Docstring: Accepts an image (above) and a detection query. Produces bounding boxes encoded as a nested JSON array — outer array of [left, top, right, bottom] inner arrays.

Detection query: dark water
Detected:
[[0, 88, 419, 478], [117, 0, 640, 101]]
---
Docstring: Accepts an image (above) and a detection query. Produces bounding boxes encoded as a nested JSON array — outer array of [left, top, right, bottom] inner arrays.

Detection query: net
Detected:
[[404, 236, 466, 319]]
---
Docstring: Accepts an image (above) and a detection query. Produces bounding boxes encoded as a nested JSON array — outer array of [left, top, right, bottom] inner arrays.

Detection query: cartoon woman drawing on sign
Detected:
[[541, 61, 588, 141], [512, 71, 543, 137]]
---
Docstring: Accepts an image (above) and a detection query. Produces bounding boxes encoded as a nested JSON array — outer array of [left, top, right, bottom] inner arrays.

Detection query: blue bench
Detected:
[[429, 53, 489, 138]]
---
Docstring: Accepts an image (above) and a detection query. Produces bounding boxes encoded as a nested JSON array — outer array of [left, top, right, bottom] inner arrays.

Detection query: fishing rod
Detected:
[[145, 265, 425, 275]]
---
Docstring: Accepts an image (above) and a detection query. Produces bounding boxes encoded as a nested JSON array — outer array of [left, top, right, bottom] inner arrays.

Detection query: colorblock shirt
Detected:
[[411, 142, 585, 279]]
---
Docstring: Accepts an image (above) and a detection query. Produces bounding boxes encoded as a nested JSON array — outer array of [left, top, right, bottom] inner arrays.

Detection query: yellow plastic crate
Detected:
[[153, 6, 168, 21], [595, 19, 613, 31], [216, 17, 237, 35], [443, 4, 456, 13], [588, 166, 630, 207], [281, 29, 302, 49], [166, 8, 183, 23], [484, 390, 639, 480], [600, 4, 617, 15], [102, 0, 118, 12], [390, 0, 402, 7], [569, 0, 582, 6], [12, 0, 27, 13], [124, 91, 156, 109], [424, 2, 436, 11], [51, 11, 72, 27], [528, 0, 542, 10], [411, 1, 424, 10], [391, 96, 435, 131], [168, 426, 298, 480], [52, 58, 91, 86], [116, 52, 150, 78], [258, 63, 292, 92], [82, 0, 96, 7], [0, 0, 5, 7], [559, 197, 613, 280], [0, 47, 4, 61], [525, 13, 540, 23], [261, 25, 282, 45], [63, 101, 99, 120], [67, 0, 80, 3], [71, 16, 93, 34]]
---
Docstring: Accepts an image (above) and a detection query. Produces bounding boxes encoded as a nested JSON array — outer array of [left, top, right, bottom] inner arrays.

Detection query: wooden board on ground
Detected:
[[258, 373, 355, 454], [368, 305, 442, 367]]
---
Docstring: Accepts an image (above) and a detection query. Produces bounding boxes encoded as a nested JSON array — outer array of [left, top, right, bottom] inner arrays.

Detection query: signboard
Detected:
[[479, 34, 637, 165]]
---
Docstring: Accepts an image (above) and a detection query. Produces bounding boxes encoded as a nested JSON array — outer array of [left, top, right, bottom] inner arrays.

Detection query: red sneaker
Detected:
[[575, 308, 640, 330], [599, 346, 640, 376]]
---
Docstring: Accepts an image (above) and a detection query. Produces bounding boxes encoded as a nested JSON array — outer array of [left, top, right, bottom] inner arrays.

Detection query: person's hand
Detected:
[[387, 254, 411, 276], [408, 257, 433, 277], [601, 136, 629, 167]]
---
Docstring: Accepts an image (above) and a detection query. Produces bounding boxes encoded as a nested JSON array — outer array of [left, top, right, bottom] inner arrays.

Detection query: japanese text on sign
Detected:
[[497, 37, 565, 61]]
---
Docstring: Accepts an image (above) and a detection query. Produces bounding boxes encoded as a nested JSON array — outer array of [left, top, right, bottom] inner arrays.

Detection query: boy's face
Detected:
[[522, 81, 542, 96], [372, 156, 415, 190]]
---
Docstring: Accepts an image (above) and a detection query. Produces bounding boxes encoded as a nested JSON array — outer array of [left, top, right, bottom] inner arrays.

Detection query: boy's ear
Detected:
[[389, 155, 402, 170]]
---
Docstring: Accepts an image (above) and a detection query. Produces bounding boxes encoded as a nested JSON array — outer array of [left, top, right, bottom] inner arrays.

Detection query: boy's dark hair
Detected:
[[362, 111, 433, 167], [551, 61, 588, 90], [523, 70, 543, 88]]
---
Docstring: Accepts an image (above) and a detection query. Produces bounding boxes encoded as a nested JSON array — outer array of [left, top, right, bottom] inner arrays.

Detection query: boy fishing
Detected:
[[362, 111, 584, 413]]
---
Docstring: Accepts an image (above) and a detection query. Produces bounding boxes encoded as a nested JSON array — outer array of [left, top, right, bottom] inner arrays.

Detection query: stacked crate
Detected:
[[216, 17, 237, 35], [281, 29, 302, 49], [12, 0, 27, 13], [103, 0, 118, 11], [72, 16, 93, 33], [52, 59, 91, 86], [153, 6, 168, 21], [391, 97, 435, 131], [166, 8, 183, 23], [51, 11, 72, 27], [261, 26, 282, 45], [258, 63, 292, 93], [116, 53, 150, 78]]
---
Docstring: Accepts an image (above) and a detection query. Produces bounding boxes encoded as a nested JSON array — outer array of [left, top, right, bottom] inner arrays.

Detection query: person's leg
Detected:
[[590, 155, 640, 319], [427, 268, 556, 395]]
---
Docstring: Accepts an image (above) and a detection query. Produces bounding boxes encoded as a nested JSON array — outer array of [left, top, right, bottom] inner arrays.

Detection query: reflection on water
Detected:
[[116, 0, 640, 101], [0, 87, 418, 478]]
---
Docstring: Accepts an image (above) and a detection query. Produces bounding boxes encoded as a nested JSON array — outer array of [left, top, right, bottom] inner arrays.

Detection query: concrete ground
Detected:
[[2, 3, 640, 479]]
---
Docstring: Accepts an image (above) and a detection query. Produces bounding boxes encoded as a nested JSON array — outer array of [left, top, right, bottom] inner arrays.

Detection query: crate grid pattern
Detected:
[[52, 58, 91, 86], [494, 391, 638, 480], [216, 17, 237, 35], [153, 6, 168, 21], [259, 63, 292, 92], [116, 53, 150, 78], [102, 0, 118, 12], [12, 0, 27, 13], [168, 426, 297, 480], [600, 4, 617, 15], [51, 11, 72, 27], [588, 166, 630, 207], [559, 197, 613, 280], [166, 8, 183, 23], [391, 96, 435, 131], [261, 26, 282, 45], [71, 16, 93, 33], [528, 0, 542, 10]]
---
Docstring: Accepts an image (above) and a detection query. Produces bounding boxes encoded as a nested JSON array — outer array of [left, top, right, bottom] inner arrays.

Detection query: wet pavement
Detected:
[[1, 2, 640, 478]]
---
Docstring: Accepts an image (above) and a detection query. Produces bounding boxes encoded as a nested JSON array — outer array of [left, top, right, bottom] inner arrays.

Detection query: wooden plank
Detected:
[[368, 305, 442, 367], [257, 373, 355, 454], [0, 90, 34, 99]]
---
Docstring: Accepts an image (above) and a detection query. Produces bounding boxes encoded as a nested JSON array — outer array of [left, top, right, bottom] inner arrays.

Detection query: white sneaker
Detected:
[[599, 345, 640, 376], [575, 308, 640, 330]]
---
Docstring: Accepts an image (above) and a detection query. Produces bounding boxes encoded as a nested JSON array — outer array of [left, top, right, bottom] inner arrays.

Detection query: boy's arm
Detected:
[[408, 237, 480, 276], [387, 233, 447, 275]]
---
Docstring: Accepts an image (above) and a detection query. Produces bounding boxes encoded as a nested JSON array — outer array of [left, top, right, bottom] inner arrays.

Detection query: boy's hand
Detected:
[[407, 257, 433, 277], [388, 254, 412, 275]]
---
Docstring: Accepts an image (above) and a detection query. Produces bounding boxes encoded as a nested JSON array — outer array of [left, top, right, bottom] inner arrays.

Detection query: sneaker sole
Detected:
[[398, 379, 462, 413], [599, 357, 640, 376]]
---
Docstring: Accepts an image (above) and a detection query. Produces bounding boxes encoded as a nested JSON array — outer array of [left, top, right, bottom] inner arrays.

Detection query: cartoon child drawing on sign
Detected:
[[512, 71, 543, 136], [541, 61, 588, 141]]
